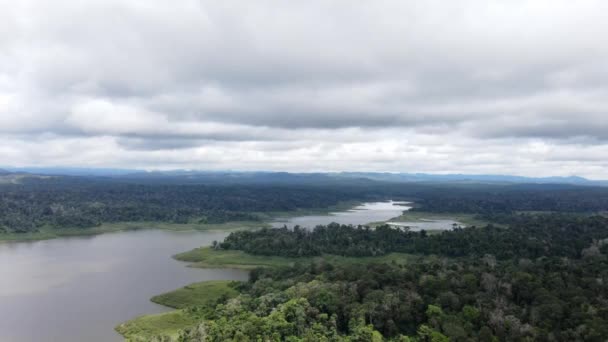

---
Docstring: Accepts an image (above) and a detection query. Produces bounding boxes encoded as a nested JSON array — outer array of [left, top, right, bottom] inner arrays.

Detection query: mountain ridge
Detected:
[[2, 167, 605, 186]]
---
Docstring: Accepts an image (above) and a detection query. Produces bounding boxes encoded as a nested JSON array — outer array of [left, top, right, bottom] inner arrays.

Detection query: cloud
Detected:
[[0, 0, 607, 178]]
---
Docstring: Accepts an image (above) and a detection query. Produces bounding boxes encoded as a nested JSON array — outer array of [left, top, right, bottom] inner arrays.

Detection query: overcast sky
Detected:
[[1, 1, 607, 178]]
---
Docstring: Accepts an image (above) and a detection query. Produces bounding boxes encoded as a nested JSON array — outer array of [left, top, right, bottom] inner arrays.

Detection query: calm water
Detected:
[[271, 201, 410, 228], [0, 201, 417, 342], [0, 230, 248, 342]]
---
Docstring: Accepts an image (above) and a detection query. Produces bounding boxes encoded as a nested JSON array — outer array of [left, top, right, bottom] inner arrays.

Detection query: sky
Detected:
[[1, 1, 607, 178]]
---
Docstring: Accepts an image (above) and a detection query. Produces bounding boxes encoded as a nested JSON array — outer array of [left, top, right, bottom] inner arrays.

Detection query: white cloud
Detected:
[[0, 0, 607, 178]]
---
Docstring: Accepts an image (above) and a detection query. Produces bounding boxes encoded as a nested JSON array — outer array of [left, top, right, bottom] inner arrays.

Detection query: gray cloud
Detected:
[[1, 0, 608, 177]]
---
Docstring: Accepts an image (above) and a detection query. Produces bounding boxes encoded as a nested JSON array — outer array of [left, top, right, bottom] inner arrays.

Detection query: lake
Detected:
[[0, 230, 248, 342], [0, 201, 412, 342], [271, 201, 410, 228]]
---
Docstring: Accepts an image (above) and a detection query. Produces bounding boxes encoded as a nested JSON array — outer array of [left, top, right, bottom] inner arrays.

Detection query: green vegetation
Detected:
[[175, 247, 298, 269], [116, 310, 199, 342], [253, 200, 363, 221], [180, 256, 608, 341], [175, 246, 412, 269], [117, 281, 241, 341], [129, 213, 608, 341], [151, 281, 240, 309], [220, 215, 608, 259], [5, 176, 608, 237], [6, 176, 608, 340], [0, 181, 372, 235]]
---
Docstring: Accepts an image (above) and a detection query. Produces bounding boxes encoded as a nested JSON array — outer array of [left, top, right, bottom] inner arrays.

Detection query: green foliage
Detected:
[[4, 179, 608, 235], [417, 325, 449, 342], [175, 246, 413, 269], [151, 281, 240, 309], [220, 214, 608, 259], [149, 212, 608, 341], [116, 310, 199, 341], [0, 182, 369, 233]]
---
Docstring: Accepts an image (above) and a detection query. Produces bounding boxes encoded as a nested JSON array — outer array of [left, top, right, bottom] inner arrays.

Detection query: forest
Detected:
[[219, 215, 608, 260], [0, 181, 366, 233], [170, 213, 608, 341], [3, 174, 608, 340], [2, 174, 608, 234]]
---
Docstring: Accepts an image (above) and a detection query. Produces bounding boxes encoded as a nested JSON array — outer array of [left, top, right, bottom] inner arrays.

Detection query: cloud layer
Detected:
[[1, 0, 608, 178]]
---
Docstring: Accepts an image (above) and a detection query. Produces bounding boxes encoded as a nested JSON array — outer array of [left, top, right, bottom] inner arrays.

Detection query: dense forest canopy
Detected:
[[176, 214, 608, 341], [1, 175, 608, 233], [220, 215, 608, 259], [2, 174, 608, 340]]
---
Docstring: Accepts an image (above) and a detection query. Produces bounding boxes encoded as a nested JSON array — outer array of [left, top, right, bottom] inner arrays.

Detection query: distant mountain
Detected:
[[115, 170, 607, 186], [118, 170, 366, 185], [2, 167, 140, 177], [0, 168, 605, 186], [335, 172, 604, 185]]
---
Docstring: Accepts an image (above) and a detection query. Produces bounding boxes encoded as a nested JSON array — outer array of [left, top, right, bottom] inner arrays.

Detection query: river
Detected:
[[0, 201, 414, 342]]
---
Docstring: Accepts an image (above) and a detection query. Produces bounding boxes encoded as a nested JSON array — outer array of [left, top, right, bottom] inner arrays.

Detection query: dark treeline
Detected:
[[3, 175, 608, 234], [220, 215, 608, 259], [408, 184, 608, 214], [0, 182, 367, 233]]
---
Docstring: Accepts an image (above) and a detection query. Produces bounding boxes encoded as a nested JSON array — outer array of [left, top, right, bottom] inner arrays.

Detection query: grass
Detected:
[[115, 310, 198, 341], [151, 280, 240, 309], [175, 247, 297, 269], [116, 280, 241, 341], [175, 246, 413, 269]]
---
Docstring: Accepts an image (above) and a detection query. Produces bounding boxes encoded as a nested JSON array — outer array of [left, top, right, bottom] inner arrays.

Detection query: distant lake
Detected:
[[271, 201, 411, 228], [0, 201, 420, 342], [271, 201, 460, 231]]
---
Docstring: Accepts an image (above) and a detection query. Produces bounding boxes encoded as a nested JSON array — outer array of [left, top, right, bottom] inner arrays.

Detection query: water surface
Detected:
[[271, 201, 410, 228], [0, 230, 247, 342]]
